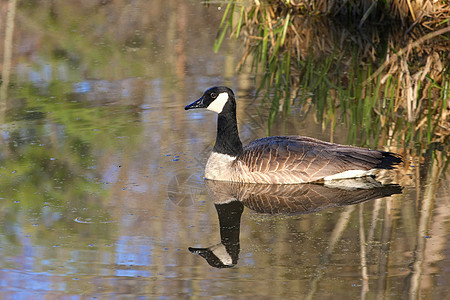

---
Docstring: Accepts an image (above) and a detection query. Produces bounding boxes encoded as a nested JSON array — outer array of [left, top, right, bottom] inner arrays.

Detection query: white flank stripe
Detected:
[[324, 177, 382, 190], [207, 92, 229, 113], [324, 169, 374, 181]]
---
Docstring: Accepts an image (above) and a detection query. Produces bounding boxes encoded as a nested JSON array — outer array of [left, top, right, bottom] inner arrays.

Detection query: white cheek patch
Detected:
[[206, 92, 229, 113]]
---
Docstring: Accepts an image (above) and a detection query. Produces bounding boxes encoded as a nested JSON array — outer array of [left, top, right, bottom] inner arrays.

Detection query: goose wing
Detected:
[[235, 136, 400, 184]]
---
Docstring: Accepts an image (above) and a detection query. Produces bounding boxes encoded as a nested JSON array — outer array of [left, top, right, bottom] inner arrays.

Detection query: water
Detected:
[[0, 0, 448, 299]]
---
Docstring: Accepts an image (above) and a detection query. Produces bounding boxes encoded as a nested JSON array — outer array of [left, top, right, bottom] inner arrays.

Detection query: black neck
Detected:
[[213, 111, 243, 157]]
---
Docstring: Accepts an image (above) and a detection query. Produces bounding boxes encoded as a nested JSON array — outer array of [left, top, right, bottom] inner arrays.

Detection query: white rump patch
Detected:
[[324, 169, 374, 181], [206, 92, 229, 113]]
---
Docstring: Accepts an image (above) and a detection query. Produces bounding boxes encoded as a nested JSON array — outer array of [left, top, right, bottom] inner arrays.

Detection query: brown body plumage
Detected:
[[231, 136, 400, 184]]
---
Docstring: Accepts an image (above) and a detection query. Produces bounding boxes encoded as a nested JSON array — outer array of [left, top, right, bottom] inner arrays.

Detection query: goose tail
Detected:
[[376, 151, 403, 169]]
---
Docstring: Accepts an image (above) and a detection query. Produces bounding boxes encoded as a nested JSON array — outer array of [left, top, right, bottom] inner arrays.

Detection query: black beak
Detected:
[[185, 97, 206, 110]]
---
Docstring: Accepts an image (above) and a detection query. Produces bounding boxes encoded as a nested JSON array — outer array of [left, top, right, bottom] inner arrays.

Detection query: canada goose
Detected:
[[185, 86, 402, 184]]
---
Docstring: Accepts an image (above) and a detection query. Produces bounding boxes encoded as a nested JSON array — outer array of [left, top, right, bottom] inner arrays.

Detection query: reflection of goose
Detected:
[[205, 179, 402, 215], [189, 201, 243, 268], [185, 86, 402, 184], [189, 180, 402, 267]]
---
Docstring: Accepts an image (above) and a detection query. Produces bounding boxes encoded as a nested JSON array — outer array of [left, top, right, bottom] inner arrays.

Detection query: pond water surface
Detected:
[[0, 1, 448, 299]]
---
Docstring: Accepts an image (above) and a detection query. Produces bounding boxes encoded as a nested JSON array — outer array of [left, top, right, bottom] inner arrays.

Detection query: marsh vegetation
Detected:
[[215, 0, 449, 173]]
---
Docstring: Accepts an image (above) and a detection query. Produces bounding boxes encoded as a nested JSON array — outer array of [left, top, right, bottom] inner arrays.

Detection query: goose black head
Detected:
[[185, 86, 235, 114]]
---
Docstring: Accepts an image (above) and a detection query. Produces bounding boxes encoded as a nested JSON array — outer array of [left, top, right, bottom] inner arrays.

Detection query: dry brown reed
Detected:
[[216, 0, 449, 152]]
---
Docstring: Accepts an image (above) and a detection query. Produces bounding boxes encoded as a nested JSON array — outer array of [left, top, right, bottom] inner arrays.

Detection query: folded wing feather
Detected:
[[235, 136, 393, 183]]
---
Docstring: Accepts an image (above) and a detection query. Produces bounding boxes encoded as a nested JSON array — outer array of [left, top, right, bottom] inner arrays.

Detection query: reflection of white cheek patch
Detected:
[[211, 243, 233, 266], [207, 92, 229, 113]]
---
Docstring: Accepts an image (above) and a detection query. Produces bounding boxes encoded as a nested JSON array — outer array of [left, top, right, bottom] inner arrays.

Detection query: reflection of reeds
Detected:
[[0, 0, 18, 121], [305, 205, 356, 300], [214, 0, 449, 154]]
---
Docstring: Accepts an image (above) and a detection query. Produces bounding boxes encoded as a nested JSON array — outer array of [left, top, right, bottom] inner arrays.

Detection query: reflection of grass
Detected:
[[214, 1, 449, 157], [14, 83, 141, 145], [0, 136, 113, 247], [0, 81, 143, 242]]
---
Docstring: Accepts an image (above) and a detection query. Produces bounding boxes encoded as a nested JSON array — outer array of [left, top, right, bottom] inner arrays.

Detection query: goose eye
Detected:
[[210, 92, 217, 99]]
